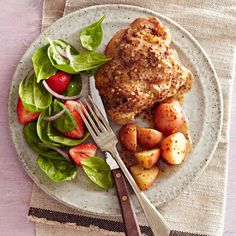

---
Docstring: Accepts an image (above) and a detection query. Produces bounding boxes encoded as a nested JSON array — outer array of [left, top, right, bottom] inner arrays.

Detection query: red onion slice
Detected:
[[55, 45, 73, 62], [44, 109, 66, 121], [43, 80, 81, 100], [55, 46, 68, 58], [39, 143, 72, 163]]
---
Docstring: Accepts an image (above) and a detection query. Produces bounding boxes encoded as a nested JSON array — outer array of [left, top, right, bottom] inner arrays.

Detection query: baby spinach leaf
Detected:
[[64, 74, 82, 96], [52, 99, 76, 133], [47, 37, 109, 73], [23, 121, 62, 159], [37, 155, 77, 182], [47, 123, 90, 147], [25, 121, 77, 182], [21, 100, 40, 113], [37, 108, 61, 147], [80, 15, 106, 51], [19, 72, 52, 112], [71, 51, 111, 72], [32, 44, 57, 83], [47, 37, 79, 74], [81, 156, 113, 189]]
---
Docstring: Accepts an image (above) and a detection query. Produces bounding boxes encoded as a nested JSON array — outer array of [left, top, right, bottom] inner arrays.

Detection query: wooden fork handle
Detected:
[[112, 168, 141, 236]]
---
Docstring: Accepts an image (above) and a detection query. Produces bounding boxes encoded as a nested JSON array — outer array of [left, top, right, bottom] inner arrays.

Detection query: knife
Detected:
[[89, 76, 141, 236]]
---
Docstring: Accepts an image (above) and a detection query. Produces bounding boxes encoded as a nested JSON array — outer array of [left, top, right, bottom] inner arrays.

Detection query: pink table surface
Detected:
[[0, 1, 235, 235]]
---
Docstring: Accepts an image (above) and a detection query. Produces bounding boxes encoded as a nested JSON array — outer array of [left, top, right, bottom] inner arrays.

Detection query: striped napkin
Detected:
[[28, 0, 236, 235]]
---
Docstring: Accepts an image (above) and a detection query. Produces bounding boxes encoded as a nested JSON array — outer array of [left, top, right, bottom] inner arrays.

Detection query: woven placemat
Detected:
[[28, 0, 236, 235]]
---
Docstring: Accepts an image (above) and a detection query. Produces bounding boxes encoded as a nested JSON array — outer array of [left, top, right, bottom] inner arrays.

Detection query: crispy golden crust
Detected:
[[95, 16, 193, 124]]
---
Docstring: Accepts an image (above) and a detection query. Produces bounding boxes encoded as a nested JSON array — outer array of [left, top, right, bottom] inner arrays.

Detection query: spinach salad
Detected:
[[17, 16, 113, 189]]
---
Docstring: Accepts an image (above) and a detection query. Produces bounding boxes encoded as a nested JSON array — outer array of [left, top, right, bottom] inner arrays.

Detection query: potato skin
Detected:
[[119, 123, 137, 152], [154, 100, 185, 135], [137, 128, 163, 148], [161, 132, 187, 164]]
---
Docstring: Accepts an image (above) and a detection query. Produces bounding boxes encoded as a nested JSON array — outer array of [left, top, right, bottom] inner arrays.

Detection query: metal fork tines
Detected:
[[75, 96, 118, 151]]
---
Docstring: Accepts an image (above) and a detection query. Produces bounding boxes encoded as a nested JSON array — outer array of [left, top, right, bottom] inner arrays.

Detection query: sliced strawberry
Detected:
[[69, 143, 97, 166], [62, 101, 87, 139], [64, 100, 88, 114], [63, 111, 84, 138], [47, 71, 72, 94], [17, 98, 40, 124]]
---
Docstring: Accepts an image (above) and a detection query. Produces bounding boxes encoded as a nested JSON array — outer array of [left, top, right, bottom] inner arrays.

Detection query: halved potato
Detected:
[[135, 149, 160, 169], [130, 164, 159, 191], [119, 123, 137, 152], [137, 128, 163, 148], [154, 100, 185, 135], [161, 132, 187, 164]]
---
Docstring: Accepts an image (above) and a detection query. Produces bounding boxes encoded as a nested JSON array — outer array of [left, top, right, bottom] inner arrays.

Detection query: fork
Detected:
[[76, 96, 171, 236]]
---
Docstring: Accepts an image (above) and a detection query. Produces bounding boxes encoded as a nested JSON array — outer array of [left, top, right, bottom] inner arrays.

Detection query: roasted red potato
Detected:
[[135, 149, 160, 169], [130, 164, 159, 191], [137, 128, 163, 148], [161, 132, 187, 164], [154, 100, 185, 135], [119, 123, 137, 152]]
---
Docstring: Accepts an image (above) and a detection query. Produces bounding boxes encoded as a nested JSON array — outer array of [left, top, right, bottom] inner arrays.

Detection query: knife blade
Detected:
[[88, 75, 119, 170]]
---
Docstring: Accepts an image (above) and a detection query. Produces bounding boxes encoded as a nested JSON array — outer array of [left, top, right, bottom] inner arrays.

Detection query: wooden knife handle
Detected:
[[112, 168, 141, 236]]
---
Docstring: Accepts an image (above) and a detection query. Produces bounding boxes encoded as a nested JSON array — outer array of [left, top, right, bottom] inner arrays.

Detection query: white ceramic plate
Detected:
[[8, 4, 222, 216]]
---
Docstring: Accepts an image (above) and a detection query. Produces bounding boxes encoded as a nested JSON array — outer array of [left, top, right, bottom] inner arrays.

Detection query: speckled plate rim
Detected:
[[8, 4, 223, 216]]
